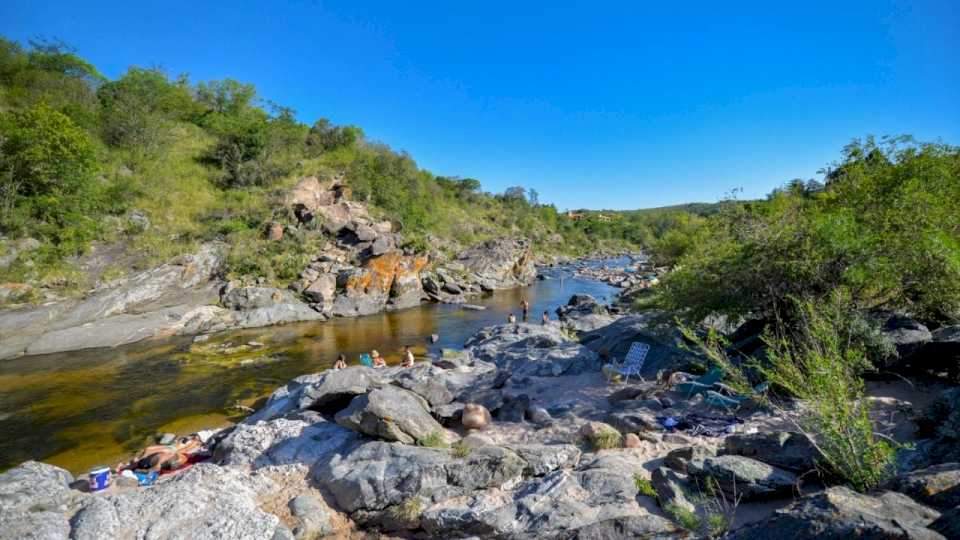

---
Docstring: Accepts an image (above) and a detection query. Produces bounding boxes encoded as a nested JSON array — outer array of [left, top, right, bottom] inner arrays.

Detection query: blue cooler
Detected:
[[88, 466, 111, 492]]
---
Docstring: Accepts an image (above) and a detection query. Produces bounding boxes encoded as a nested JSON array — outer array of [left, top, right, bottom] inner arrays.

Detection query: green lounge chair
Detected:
[[705, 381, 770, 410], [674, 367, 724, 398]]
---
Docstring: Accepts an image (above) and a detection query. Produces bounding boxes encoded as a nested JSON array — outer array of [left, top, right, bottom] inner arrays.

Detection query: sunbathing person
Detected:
[[118, 434, 202, 473]]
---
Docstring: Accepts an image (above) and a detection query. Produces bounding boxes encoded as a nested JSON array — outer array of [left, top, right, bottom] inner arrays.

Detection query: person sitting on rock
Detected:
[[507, 313, 517, 324], [371, 349, 386, 368], [333, 353, 347, 370], [402, 345, 415, 367]]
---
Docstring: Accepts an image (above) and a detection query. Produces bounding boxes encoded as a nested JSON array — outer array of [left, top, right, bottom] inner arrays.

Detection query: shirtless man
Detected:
[[402, 345, 415, 367]]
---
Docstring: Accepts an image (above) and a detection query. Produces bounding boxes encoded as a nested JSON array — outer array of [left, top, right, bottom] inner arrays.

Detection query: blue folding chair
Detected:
[[604, 342, 650, 383]]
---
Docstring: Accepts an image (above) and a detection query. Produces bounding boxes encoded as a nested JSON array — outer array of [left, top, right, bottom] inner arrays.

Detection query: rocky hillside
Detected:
[[2, 301, 958, 539], [0, 176, 539, 360]]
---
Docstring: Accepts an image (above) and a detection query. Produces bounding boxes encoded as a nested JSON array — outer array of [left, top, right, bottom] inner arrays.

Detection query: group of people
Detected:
[[507, 298, 551, 325], [332, 345, 417, 370]]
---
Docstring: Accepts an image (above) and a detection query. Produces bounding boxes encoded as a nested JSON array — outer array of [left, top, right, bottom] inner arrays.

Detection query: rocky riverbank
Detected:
[[3, 298, 957, 539], [0, 178, 542, 361]]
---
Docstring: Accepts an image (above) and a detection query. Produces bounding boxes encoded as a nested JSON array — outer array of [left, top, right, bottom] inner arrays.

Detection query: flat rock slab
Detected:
[[687, 455, 797, 501], [727, 486, 944, 540]]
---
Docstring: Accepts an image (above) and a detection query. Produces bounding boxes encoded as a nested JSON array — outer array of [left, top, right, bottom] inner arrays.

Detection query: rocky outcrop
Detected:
[[579, 312, 694, 379], [465, 323, 601, 377], [335, 386, 447, 444], [727, 486, 944, 540], [721, 431, 820, 473], [448, 237, 536, 290], [686, 455, 797, 501], [329, 251, 429, 316], [886, 463, 960, 510], [0, 244, 223, 360]]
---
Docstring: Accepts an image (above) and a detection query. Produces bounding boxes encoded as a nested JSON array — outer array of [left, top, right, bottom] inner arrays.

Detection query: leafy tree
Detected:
[[98, 67, 197, 152], [305, 118, 362, 154]]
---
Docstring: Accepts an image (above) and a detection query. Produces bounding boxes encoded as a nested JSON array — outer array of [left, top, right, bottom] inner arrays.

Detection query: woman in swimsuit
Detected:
[[119, 434, 202, 473]]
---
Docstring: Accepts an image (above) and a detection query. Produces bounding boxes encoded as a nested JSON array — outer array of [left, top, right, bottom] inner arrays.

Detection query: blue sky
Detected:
[[2, 1, 957, 210]]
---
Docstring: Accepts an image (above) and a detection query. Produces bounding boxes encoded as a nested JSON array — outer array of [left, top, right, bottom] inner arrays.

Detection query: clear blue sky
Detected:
[[2, 1, 957, 210]]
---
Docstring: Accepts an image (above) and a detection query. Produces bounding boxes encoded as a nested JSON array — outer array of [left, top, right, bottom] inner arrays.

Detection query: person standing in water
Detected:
[[402, 345, 415, 367], [520, 298, 530, 321]]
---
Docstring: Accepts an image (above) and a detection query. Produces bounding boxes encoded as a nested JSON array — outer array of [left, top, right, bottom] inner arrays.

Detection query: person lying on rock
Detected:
[[402, 345, 415, 368], [118, 434, 202, 473], [371, 349, 386, 368], [333, 353, 347, 370]]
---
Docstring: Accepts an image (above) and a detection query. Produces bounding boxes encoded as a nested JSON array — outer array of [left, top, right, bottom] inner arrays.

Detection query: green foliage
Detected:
[[97, 67, 197, 154], [305, 118, 362, 154], [633, 474, 657, 497], [757, 294, 896, 492], [660, 137, 960, 324], [451, 441, 472, 458], [663, 503, 702, 532], [585, 425, 622, 450], [416, 431, 449, 448], [389, 496, 423, 524]]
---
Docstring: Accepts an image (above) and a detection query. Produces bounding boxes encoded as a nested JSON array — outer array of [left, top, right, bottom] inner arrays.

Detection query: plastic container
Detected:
[[88, 466, 111, 492]]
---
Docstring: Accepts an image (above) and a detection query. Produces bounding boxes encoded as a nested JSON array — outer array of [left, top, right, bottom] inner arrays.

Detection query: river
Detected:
[[0, 260, 627, 474]]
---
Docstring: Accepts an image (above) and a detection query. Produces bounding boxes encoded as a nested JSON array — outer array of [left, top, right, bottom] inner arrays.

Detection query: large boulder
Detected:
[[556, 294, 606, 320], [335, 386, 446, 444], [0, 461, 77, 539], [886, 463, 960, 510], [929, 506, 960, 539], [579, 313, 694, 380], [686, 455, 797, 501], [297, 367, 382, 413], [331, 252, 428, 317], [506, 444, 582, 477], [216, 414, 359, 468], [316, 441, 524, 514], [907, 325, 960, 381], [221, 285, 324, 327], [721, 431, 820, 473], [651, 466, 696, 515], [0, 244, 222, 360], [451, 237, 536, 289], [465, 323, 601, 377], [69, 465, 280, 540], [882, 315, 932, 361], [727, 486, 944, 540]]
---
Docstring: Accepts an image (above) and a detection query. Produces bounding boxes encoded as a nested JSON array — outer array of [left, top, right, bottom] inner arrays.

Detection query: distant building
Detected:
[[566, 211, 585, 221], [595, 214, 612, 222]]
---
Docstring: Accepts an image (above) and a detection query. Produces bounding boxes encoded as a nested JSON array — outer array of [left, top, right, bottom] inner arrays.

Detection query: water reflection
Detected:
[[0, 262, 622, 473]]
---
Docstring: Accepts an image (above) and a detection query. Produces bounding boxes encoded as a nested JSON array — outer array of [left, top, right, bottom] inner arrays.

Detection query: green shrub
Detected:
[[416, 431, 448, 448], [585, 425, 622, 451], [451, 441, 472, 458], [758, 295, 896, 492], [633, 474, 657, 497], [389, 496, 423, 523]]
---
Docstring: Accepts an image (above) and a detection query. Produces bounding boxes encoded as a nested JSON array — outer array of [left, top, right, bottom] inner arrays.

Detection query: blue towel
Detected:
[[134, 470, 158, 486]]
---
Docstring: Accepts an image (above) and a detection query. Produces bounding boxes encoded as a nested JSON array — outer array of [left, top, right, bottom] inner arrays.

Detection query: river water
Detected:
[[0, 260, 625, 474]]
